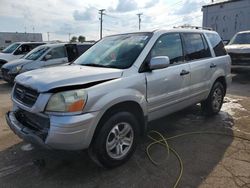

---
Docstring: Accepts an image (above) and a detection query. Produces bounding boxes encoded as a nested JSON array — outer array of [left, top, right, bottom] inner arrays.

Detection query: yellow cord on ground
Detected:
[[146, 130, 250, 188]]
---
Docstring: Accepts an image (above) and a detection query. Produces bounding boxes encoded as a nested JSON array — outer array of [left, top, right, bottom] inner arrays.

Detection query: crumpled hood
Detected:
[[2, 58, 32, 70], [225, 44, 250, 53], [15, 65, 123, 92]]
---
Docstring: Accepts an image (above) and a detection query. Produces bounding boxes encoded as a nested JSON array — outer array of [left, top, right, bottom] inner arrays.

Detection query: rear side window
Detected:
[[151, 33, 184, 64], [206, 33, 227, 56], [182, 33, 211, 61]]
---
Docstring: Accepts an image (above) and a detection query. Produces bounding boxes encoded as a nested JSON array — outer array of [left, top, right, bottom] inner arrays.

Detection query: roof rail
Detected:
[[173, 25, 213, 31]]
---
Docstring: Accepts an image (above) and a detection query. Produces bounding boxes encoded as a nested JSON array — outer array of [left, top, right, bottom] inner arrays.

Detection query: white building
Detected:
[[202, 0, 250, 40], [0, 32, 43, 49]]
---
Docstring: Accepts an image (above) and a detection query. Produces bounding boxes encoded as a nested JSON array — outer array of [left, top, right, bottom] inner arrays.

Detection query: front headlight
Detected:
[[46, 89, 87, 113], [10, 66, 22, 74]]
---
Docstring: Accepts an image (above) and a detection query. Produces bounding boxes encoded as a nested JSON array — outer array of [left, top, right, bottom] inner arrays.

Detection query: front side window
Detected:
[[2, 43, 20, 53], [47, 46, 66, 59], [74, 33, 152, 69], [183, 33, 211, 61], [206, 33, 227, 57], [24, 46, 49, 60], [229, 32, 250, 45], [14, 44, 33, 55], [151, 33, 184, 64]]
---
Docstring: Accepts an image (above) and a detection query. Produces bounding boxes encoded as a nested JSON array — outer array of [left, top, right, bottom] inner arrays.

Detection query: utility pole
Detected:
[[137, 13, 143, 31], [47, 32, 50, 41], [32, 26, 35, 41], [68, 33, 71, 42], [99, 9, 105, 39]]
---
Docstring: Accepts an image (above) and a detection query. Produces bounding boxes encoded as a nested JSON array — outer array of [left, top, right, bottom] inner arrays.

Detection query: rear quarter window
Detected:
[[182, 33, 211, 61], [206, 33, 227, 57]]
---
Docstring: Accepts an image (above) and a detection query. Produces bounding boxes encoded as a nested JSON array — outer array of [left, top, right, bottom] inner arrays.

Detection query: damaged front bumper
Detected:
[[6, 111, 49, 148], [6, 109, 99, 150]]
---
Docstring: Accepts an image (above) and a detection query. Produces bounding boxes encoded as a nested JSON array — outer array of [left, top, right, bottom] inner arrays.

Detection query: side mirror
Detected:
[[44, 54, 52, 61], [149, 56, 170, 70], [223, 40, 229, 45]]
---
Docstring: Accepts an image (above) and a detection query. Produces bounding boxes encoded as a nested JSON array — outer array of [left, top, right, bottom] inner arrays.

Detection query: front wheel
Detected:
[[89, 111, 139, 168], [201, 82, 225, 116]]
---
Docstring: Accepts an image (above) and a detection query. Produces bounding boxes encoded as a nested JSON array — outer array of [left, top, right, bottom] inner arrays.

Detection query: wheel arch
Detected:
[[90, 101, 147, 146]]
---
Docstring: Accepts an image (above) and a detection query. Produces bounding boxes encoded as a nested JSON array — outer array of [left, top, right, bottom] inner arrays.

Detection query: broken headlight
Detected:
[[46, 89, 87, 113]]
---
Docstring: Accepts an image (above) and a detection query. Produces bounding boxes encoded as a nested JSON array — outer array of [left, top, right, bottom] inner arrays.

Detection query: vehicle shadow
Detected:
[[0, 105, 234, 188]]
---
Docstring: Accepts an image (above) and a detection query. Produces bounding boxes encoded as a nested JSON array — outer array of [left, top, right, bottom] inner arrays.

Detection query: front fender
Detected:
[[88, 88, 147, 117]]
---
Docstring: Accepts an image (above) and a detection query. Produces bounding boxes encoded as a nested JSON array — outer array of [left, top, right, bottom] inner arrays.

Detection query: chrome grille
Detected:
[[14, 84, 39, 107]]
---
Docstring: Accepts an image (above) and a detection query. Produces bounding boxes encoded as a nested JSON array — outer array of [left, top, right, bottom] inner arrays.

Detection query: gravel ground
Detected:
[[0, 71, 249, 188]]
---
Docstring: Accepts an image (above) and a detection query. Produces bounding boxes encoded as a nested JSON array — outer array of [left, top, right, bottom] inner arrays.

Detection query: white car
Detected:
[[1, 43, 93, 83], [0, 42, 45, 68], [225, 31, 250, 68]]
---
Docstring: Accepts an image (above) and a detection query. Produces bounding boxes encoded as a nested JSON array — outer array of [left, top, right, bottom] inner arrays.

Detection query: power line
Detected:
[[99, 9, 105, 39]]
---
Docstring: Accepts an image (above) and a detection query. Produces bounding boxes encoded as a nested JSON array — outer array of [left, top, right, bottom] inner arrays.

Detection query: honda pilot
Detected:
[[6, 29, 231, 168]]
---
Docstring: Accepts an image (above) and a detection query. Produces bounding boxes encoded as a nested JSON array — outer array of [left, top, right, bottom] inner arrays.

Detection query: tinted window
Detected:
[[47, 46, 66, 59], [183, 33, 211, 61], [206, 33, 227, 57], [151, 33, 183, 64]]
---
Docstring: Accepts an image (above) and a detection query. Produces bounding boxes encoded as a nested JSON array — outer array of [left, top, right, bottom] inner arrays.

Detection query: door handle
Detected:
[[210, 63, 217, 68], [180, 70, 190, 76]]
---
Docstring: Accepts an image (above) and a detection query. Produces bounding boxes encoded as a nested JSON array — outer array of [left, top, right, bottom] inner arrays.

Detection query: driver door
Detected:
[[145, 33, 191, 121]]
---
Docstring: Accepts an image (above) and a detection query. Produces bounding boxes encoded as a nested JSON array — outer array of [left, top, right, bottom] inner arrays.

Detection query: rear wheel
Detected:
[[89, 111, 139, 168], [201, 81, 225, 116]]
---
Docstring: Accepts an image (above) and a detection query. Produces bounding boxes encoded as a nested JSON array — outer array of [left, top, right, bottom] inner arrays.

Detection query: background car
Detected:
[[0, 42, 46, 68], [225, 31, 250, 68], [1, 42, 93, 83]]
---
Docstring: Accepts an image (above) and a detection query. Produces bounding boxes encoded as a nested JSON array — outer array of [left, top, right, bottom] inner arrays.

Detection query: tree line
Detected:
[[70, 35, 86, 43]]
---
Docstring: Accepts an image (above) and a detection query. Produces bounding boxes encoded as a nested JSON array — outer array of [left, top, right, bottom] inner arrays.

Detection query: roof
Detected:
[[104, 28, 217, 38], [40, 43, 68, 48], [202, 0, 244, 8]]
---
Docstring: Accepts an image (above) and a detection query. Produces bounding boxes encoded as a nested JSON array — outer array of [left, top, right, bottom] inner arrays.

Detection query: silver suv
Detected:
[[6, 28, 231, 167]]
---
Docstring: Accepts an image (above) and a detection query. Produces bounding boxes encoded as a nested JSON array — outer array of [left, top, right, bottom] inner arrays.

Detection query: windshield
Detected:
[[24, 46, 49, 60], [74, 33, 152, 69], [229, 33, 250, 45], [2, 43, 20, 53]]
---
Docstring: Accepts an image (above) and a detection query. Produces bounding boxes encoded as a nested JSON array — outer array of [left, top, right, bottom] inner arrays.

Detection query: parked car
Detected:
[[1, 43, 93, 83], [225, 31, 250, 68], [6, 29, 231, 168], [0, 42, 46, 68]]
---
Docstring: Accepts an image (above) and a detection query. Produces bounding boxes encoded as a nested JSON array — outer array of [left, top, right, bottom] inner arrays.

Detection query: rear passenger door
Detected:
[[182, 33, 212, 100], [44, 46, 68, 67], [145, 33, 191, 120]]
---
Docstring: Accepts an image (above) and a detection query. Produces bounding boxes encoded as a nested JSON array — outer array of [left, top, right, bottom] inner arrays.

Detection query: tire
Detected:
[[201, 81, 225, 116], [89, 111, 139, 168]]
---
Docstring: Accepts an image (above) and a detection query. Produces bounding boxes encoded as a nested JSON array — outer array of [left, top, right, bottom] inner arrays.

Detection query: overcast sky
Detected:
[[0, 0, 212, 41]]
